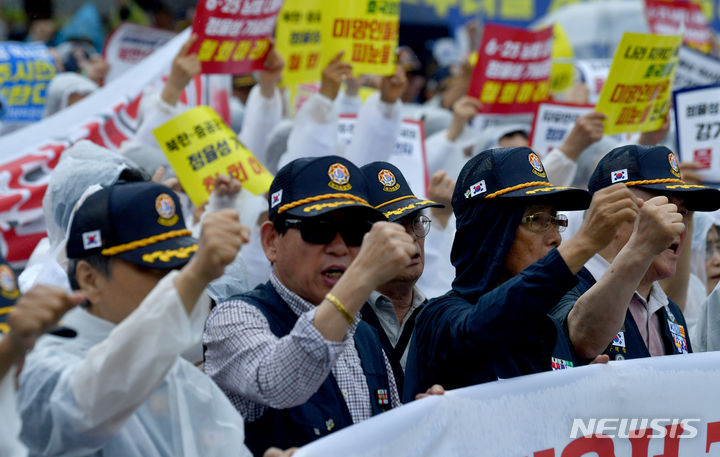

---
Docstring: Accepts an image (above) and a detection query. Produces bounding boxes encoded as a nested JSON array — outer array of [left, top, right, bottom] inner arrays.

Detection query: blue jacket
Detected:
[[552, 271, 692, 362], [235, 283, 392, 456], [403, 249, 578, 401]]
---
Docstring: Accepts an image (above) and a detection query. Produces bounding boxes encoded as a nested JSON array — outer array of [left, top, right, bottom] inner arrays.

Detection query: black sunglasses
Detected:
[[283, 218, 373, 246]]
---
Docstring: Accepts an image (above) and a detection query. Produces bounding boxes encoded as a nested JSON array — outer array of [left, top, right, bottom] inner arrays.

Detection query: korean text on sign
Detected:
[[529, 102, 594, 157], [153, 106, 274, 206], [596, 32, 682, 135], [645, 0, 712, 54], [190, 0, 284, 74], [0, 42, 56, 123], [322, 0, 400, 76], [275, 0, 323, 87], [467, 24, 554, 115], [673, 84, 720, 184]]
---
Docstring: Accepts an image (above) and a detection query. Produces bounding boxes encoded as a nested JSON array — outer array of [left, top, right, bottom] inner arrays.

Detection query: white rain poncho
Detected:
[[18, 141, 139, 293], [16, 271, 252, 457], [43, 72, 99, 118]]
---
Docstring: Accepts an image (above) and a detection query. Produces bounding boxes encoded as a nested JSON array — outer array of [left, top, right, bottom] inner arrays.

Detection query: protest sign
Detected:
[[190, 0, 284, 74], [596, 32, 682, 135], [674, 45, 720, 89], [0, 42, 56, 123], [575, 59, 612, 104], [275, 0, 323, 87], [337, 114, 429, 197], [467, 23, 553, 115], [673, 84, 720, 184], [0, 29, 231, 266], [294, 352, 720, 457], [153, 106, 273, 206], [550, 23, 574, 93], [321, 0, 400, 76], [529, 102, 594, 157], [645, 0, 712, 54], [102, 23, 176, 83]]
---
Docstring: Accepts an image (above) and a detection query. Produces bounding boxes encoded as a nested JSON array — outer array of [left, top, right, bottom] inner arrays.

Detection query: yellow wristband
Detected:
[[325, 293, 354, 325]]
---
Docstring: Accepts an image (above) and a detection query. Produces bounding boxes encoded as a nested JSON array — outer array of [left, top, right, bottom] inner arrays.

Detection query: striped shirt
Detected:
[[203, 274, 400, 423]]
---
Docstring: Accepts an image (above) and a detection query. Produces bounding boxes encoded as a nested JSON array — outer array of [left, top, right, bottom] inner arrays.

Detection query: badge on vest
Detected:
[[551, 357, 574, 370], [668, 320, 688, 353], [325, 418, 335, 431], [376, 389, 389, 406]]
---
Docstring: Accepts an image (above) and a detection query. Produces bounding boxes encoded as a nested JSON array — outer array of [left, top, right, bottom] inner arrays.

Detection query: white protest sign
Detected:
[[337, 115, 430, 197], [673, 84, 720, 184], [102, 23, 176, 83], [295, 351, 720, 457], [674, 46, 720, 90], [530, 102, 594, 157], [575, 59, 612, 104]]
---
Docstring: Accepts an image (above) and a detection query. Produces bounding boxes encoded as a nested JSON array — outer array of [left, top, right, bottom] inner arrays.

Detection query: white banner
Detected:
[[530, 102, 594, 157], [102, 23, 176, 83], [675, 46, 720, 90], [337, 115, 430, 198], [575, 59, 612, 104], [295, 352, 720, 457], [0, 28, 231, 266], [673, 84, 720, 184]]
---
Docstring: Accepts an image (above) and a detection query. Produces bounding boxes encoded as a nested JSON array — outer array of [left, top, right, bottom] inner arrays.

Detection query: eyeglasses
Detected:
[[283, 218, 372, 247], [521, 212, 568, 233], [400, 214, 432, 238], [706, 240, 720, 260]]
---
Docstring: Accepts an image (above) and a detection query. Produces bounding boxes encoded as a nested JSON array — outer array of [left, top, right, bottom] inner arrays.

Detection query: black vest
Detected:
[[233, 283, 392, 456], [604, 300, 692, 360]]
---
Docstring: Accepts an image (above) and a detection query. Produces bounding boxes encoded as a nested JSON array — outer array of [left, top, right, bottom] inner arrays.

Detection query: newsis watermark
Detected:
[[570, 418, 701, 439]]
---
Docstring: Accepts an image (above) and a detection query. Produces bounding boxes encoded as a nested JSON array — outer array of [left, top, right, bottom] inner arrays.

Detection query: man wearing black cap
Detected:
[[16, 181, 254, 456], [358, 162, 444, 387], [553, 145, 720, 361], [404, 146, 639, 397], [203, 156, 420, 455]]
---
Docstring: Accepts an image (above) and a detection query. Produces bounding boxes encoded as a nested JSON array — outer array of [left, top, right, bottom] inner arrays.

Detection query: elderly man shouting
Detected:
[[203, 156, 420, 455]]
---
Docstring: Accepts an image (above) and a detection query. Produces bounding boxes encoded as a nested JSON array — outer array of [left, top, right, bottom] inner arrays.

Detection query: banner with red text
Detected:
[[0, 29, 231, 267], [673, 84, 720, 184], [190, 0, 284, 74], [295, 352, 720, 457], [467, 23, 553, 115], [645, 0, 712, 54]]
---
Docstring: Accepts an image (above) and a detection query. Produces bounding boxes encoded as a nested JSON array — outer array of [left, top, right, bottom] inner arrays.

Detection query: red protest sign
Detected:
[[645, 0, 712, 54], [467, 24, 553, 115], [190, 0, 284, 74]]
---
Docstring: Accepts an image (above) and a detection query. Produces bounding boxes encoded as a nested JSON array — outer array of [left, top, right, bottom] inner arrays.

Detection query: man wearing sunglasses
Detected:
[[553, 145, 720, 362], [358, 162, 444, 391], [203, 156, 419, 455]]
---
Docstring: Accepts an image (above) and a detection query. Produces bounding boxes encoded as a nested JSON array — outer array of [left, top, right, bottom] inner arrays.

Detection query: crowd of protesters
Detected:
[[2, 1, 720, 456]]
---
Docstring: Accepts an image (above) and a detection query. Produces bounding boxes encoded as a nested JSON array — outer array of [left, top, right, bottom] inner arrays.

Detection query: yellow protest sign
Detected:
[[321, 0, 400, 76], [153, 106, 273, 207], [596, 32, 682, 135], [550, 23, 574, 93], [275, 0, 324, 87]]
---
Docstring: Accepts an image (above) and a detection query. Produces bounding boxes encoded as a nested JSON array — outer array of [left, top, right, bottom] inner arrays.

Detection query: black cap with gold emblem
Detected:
[[267, 155, 384, 222], [360, 161, 444, 222], [589, 144, 720, 211], [66, 182, 197, 269]]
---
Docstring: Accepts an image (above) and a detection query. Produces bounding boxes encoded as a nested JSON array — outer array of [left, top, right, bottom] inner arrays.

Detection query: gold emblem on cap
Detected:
[[0, 265, 19, 300], [378, 169, 400, 192], [155, 193, 179, 227], [328, 163, 352, 191], [528, 153, 547, 178], [668, 153, 681, 178]]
